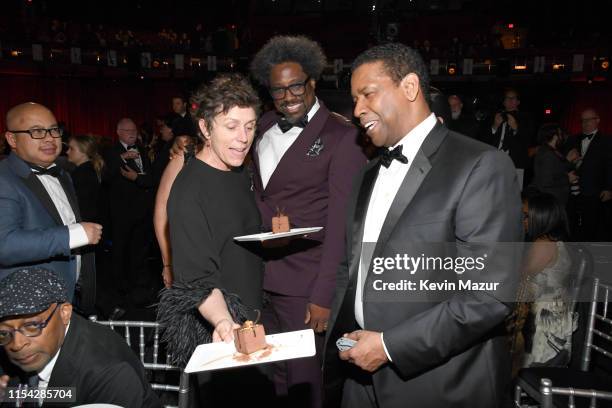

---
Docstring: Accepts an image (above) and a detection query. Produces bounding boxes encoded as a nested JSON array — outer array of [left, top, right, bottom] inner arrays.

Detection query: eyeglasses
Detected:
[[0, 304, 60, 346], [269, 77, 310, 100], [8, 127, 63, 139]]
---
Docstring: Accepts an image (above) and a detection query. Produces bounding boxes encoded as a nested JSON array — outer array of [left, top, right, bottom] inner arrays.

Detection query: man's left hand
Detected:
[[339, 330, 389, 372], [304, 303, 330, 333], [601, 190, 612, 202], [120, 166, 138, 181]]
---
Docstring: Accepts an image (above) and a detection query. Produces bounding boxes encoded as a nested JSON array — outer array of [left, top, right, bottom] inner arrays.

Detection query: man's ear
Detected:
[[308, 77, 317, 92], [59, 303, 72, 326], [400, 73, 420, 102], [5, 132, 17, 150]]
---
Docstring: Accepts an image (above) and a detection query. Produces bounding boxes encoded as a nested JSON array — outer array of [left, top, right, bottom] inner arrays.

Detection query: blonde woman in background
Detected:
[[66, 134, 104, 222]]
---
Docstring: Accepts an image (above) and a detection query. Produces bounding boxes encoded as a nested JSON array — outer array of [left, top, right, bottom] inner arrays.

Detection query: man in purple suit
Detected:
[[250, 35, 367, 408]]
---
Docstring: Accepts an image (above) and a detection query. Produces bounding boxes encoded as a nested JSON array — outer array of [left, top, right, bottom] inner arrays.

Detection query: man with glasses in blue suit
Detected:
[[0, 102, 102, 307]]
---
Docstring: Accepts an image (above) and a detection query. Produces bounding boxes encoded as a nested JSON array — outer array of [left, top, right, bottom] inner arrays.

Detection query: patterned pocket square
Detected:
[[307, 137, 324, 157]]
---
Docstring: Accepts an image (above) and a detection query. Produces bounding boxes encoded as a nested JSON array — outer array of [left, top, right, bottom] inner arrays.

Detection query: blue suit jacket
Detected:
[[0, 153, 77, 297]]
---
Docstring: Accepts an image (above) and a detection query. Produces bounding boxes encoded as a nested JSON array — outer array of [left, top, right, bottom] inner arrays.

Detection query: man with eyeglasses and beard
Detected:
[[0, 267, 161, 407], [0, 102, 101, 311], [249, 36, 367, 408]]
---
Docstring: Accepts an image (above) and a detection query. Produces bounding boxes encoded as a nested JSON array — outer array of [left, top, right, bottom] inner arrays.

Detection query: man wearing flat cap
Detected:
[[0, 267, 161, 407]]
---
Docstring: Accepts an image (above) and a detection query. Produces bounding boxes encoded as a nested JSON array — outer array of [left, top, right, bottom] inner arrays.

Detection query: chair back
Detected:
[[581, 278, 612, 372], [89, 317, 189, 408], [567, 245, 591, 313]]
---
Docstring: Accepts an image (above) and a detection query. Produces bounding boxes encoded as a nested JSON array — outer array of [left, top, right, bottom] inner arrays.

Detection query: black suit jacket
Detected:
[[1, 314, 161, 407], [447, 112, 479, 139], [70, 161, 100, 223], [481, 110, 532, 169], [103, 142, 153, 221], [171, 112, 197, 138], [323, 123, 523, 408], [531, 144, 573, 206], [564, 132, 612, 197]]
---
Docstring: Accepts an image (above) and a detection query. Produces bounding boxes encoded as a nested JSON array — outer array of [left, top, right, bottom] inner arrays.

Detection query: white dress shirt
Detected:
[[354, 113, 437, 359], [34, 322, 70, 407], [257, 99, 320, 189], [581, 130, 597, 157], [34, 166, 89, 280], [120, 140, 143, 173]]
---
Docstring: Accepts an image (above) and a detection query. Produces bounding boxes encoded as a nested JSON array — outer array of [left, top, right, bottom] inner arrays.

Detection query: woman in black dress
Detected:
[[66, 134, 104, 222], [157, 74, 263, 361], [157, 74, 274, 406]]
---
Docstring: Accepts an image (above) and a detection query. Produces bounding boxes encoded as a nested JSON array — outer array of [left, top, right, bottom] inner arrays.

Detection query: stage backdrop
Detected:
[[1, 74, 610, 140], [0, 75, 183, 140]]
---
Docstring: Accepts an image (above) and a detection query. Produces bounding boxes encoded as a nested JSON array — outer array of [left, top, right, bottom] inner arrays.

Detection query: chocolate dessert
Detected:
[[272, 209, 290, 233], [234, 320, 267, 354]]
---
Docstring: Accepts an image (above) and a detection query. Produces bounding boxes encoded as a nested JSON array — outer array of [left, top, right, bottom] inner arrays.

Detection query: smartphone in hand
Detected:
[[336, 337, 357, 352]]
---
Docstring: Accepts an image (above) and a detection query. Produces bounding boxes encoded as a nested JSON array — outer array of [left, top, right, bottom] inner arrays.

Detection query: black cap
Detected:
[[0, 268, 68, 320]]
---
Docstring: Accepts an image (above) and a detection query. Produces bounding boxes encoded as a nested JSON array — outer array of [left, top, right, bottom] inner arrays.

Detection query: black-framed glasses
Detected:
[[0, 304, 60, 346], [8, 127, 63, 139], [269, 77, 310, 100]]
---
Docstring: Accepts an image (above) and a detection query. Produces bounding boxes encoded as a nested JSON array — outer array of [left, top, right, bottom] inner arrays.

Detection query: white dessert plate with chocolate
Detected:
[[233, 227, 323, 242], [184, 329, 316, 373]]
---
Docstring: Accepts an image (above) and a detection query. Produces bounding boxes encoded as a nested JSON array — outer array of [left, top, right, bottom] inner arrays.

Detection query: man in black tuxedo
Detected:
[[0, 267, 161, 407], [481, 88, 533, 176], [170, 95, 196, 138], [323, 43, 521, 408], [564, 108, 612, 241], [447, 94, 479, 139], [104, 118, 153, 310]]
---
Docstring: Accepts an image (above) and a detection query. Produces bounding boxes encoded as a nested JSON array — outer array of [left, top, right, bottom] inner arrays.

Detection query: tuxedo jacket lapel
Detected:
[[348, 159, 380, 280], [582, 133, 600, 163], [258, 103, 330, 194], [21, 173, 63, 226], [370, 123, 447, 263], [372, 150, 432, 259], [58, 172, 82, 222]]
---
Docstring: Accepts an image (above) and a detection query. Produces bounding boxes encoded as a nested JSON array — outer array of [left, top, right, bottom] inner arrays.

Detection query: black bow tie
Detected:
[[30, 164, 61, 177], [127, 144, 138, 150], [580, 133, 595, 142], [379, 145, 409, 168], [278, 115, 308, 133]]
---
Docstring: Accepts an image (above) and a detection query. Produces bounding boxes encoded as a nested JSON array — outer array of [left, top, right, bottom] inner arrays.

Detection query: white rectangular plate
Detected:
[[233, 227, 323, 242], [184, 329, 316, 373]]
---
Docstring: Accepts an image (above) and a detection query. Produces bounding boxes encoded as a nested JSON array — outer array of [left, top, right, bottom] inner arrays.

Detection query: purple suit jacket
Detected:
[[251, 102, 366, 307]]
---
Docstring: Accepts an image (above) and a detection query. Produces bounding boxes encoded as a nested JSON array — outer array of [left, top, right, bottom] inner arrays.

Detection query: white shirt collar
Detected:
[[120, 141, 140, 151], [390, 113, 437, 164], [306, 98, 320, 122], [30, 163, 57, 173], [273, 98, 320, 132], [37, 322, 70, 383]]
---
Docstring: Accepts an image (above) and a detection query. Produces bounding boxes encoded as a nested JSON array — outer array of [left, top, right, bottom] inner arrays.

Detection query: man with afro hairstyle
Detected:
[[250, 35, 366, 408]]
